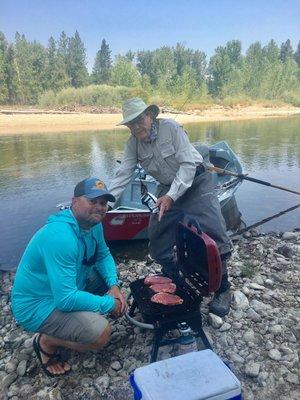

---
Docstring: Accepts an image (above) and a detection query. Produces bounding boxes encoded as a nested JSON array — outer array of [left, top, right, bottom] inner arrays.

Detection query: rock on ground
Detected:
[[0, 231, 299, 399]]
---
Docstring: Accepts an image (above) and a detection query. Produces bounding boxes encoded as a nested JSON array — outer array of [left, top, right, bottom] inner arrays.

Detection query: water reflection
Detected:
[[0, 116, 299, 269]]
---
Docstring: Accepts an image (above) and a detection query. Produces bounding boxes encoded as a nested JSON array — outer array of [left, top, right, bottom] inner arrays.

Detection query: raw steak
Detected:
[[144, 275, 172, 285], [151, 292, 184, 306], [149, 283, 177, 294]]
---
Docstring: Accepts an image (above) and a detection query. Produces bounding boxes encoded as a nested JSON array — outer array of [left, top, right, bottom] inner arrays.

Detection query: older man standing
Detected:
[[108, 98, 233, 317], [12, 178, 126, 377]]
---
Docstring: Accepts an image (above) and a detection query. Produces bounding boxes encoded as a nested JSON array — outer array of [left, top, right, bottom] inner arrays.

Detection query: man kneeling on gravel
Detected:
[[11, 178, 126, 377]]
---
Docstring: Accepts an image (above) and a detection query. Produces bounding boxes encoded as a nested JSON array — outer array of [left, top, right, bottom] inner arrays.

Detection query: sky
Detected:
[[1, 0, 300, 70]]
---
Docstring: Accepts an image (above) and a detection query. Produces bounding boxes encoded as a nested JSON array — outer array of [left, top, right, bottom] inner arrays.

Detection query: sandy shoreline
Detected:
[[0, 105, 299, 135]]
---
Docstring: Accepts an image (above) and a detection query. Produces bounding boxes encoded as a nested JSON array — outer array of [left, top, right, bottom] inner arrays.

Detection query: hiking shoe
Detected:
[[209, 289, 232, 317]]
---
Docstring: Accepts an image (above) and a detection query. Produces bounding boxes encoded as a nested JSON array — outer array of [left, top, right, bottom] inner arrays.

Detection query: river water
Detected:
[[0, 116, 299, 270]]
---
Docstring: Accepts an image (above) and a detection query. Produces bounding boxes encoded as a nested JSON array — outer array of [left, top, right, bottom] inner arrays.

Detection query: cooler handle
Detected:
[[129, 374, 142, 400]]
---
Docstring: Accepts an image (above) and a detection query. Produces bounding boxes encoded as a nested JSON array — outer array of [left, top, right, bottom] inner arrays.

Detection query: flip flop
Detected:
[[33, 334, 70, 377]]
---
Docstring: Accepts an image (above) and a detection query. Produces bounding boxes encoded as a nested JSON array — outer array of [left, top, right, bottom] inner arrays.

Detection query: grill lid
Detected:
[[176, 220, 222, 296]]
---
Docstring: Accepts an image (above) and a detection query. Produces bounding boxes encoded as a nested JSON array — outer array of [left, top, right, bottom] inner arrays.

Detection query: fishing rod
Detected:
[[230, 202, 300, 237], [208, 166, 300, 196]]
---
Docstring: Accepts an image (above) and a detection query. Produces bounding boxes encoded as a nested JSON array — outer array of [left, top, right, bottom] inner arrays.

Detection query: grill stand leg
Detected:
[[150, 329, 164, 363]]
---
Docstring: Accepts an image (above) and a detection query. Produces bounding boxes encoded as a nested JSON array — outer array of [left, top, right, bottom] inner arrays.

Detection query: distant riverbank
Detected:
[[1, 104, 300, 135]]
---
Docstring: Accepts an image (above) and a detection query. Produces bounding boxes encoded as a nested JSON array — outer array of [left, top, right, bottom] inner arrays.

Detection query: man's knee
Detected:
[[89, 323, 111, 351]]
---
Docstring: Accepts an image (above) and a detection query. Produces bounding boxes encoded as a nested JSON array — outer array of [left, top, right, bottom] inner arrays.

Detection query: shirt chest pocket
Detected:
[[160, 140, 176, 158], [138, 149, 154, 170], [160, 141, 178, 170]]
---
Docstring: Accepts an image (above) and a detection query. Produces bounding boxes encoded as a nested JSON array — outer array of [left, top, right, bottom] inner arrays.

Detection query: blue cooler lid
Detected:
[[131, 349, 241, 400]]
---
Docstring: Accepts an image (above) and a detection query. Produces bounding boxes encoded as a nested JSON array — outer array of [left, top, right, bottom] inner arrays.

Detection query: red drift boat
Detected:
[[58, 141, 242, 241], [102, 141, 243, 240]]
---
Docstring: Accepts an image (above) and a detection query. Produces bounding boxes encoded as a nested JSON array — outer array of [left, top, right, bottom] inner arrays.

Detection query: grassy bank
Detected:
[[37, 84, 300, 110]]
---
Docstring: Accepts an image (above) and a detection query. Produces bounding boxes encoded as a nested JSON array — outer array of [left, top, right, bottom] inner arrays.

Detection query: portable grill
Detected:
[[126, 220, 222, 362]]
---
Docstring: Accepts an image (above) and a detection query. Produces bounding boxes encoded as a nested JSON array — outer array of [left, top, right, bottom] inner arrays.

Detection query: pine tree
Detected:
[[68, 30, 88, 87], [57, 31, 70, 85], [92, 39, 112, 84], [14, 32, 28, 103], [14, 33, 48, 103], [4, 44, 21, 103], [45, 36, 68, 91], [294, 41, 300, 67], [280, 39, 294, 62], [0, 32, 8, 103]]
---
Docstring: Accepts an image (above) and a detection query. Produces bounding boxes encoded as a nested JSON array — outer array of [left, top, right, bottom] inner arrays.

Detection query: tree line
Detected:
[[0, 30, 299, 106]]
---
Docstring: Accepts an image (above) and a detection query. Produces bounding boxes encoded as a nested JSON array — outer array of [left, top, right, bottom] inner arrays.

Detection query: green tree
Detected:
[[92, 38, 112, 84], [124, 50, 135, 62], [136, 50, 156, 84], [226, 40, 242, 65], [4, 44, 21, 103], [174, 65, 203, 99], [174, 43, 193, 76], [57, 31, 69, 83], [191, 50, 207, 84], [294, 40, 300, 67], [263, 39, 280, 63], [110, 56, 140, 87], [67, 31, 88, 87], [280, 39, 294, 62], [0, 32, 8, 102], [243, 41, 266, 97], [45, 36, 68, 91], [153, 46, 176, 92], [208, 46, 232, 96], [14, 33, 48, 103]]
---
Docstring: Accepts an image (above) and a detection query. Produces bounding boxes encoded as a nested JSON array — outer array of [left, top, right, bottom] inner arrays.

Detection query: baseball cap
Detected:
[[74, 178, 115, 202]]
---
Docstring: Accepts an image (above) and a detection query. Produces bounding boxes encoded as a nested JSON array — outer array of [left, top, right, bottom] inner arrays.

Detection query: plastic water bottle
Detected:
[[176, 322, 198, 355]]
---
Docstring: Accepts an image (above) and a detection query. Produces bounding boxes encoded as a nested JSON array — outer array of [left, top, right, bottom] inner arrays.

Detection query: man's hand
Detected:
[[110, 297, 123, 319], [109, 285, 127, 317], [156, 195, 174, 222]]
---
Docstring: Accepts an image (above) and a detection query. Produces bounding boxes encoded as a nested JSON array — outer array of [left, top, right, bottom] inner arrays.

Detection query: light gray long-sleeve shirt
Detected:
[[108, 118, 203, 203]]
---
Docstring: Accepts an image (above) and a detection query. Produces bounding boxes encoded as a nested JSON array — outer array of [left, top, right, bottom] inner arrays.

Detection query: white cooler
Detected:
[[130, 349, 242, 400]]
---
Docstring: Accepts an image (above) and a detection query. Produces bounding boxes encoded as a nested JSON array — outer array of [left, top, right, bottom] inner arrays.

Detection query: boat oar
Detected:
[[208, 166, 300, 196]]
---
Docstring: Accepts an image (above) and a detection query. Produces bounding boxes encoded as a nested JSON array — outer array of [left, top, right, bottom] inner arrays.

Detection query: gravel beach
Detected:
[[0, 230, 299, 400]]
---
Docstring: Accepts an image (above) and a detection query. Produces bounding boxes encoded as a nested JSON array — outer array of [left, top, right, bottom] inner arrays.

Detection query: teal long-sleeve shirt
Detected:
[[11, 209, 118, 332]]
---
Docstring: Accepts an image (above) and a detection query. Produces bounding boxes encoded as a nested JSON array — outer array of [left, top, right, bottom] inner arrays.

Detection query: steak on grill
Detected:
[[149, 283, 177, 294], [151, 292, 184, 306], [144, 275, 173, 285]]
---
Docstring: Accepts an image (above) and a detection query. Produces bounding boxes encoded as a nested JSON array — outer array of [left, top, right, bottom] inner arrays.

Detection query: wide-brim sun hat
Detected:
[[74, 177, 116, 202], [117, 97, 159, 126]]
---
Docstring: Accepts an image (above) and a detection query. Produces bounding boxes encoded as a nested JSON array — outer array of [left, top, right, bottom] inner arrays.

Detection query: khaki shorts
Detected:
[[38, 268, 110, 344], [38, 309, 109, 344]]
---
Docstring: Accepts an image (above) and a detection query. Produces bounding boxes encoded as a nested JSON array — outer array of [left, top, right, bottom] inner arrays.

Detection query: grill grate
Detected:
[[129, 278, 202, 319]]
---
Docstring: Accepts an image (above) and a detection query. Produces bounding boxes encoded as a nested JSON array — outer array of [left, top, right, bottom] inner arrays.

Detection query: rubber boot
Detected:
[[209, 273, 231, 317]]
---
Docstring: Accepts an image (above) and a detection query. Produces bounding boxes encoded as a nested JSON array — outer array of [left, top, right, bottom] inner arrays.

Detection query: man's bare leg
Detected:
[[37, 324, 111, 375]]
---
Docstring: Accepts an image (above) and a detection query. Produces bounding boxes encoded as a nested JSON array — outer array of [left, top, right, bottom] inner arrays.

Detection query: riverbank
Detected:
[[1, 104, 299, 134], [0, 230, 299, 399]]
